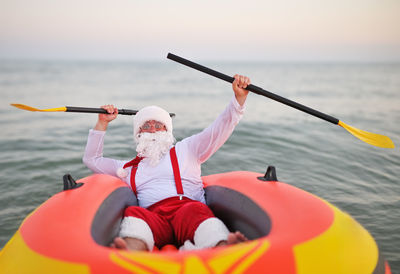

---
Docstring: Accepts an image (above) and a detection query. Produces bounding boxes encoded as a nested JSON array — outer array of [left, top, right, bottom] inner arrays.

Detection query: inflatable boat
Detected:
[[0, 167, 391, 273]]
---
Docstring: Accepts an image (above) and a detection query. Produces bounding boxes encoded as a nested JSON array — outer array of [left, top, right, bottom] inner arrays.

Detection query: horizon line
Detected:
[[1, 56, 400, 65]]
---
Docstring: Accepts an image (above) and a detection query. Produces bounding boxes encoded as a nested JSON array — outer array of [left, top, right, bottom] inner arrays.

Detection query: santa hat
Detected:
[[133, 105, 173, 142]]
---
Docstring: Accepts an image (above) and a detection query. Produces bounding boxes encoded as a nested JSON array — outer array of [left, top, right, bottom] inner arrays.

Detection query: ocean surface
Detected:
[[0, 59, 399, 271]]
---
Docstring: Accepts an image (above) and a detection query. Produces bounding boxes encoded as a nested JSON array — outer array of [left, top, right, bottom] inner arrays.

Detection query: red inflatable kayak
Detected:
[[0, 167, 391, 273]]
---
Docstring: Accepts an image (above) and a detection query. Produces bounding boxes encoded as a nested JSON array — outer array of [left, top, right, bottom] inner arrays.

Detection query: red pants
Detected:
[[124, 197, 215, 248]]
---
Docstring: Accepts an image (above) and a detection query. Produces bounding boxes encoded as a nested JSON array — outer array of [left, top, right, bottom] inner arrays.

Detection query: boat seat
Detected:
[[91, 187, 138, 247], [91, 185, 271, 247], [205, 186, 271, 240]]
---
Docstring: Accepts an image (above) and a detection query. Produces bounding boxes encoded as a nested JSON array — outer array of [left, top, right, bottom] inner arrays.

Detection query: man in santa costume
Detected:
[[83, 74, 250, 251]]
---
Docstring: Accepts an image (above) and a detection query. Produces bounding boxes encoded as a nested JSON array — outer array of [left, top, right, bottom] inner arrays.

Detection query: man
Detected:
[[83, 74, 250, 251]]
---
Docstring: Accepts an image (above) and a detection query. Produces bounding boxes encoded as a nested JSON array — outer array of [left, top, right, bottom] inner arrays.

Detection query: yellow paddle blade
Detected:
[[10, 104, 67, 112], [338, 120, 394, 148]]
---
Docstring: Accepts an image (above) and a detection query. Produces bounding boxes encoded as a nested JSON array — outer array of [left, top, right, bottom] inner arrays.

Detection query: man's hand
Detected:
[[232, 74, 250, 106], [94, 105, 118, 131]]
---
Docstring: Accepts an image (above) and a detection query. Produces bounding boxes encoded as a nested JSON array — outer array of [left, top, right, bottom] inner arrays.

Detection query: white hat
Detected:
[[133, 105, 173, 142]]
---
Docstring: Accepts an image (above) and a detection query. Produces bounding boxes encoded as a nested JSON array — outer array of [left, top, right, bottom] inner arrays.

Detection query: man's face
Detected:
[[139, 120, 167, 134], [136, 121, 174, 166]]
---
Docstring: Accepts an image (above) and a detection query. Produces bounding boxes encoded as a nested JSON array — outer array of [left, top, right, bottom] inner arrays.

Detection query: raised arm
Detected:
[[83, 105, 124, 175], [94, 104, 118, 131], [185, 75, 250, 163], [232, 74, 250, 106]]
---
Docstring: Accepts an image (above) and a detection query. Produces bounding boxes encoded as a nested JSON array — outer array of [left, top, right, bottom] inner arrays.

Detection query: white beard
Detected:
[[135, 131, 175, 167]]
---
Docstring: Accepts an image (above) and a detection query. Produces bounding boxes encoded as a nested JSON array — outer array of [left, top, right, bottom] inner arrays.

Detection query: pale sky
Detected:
[[1, 0, 399, 62]]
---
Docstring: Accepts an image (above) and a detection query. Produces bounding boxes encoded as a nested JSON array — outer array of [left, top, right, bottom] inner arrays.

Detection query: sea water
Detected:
[[0, 60, 399, 271]]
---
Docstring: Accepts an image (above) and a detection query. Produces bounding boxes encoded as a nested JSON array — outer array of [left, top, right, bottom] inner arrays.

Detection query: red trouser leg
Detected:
[[169, 200, 215, 246], [123, 206, 174, 248], [124, 198, 215, 247]]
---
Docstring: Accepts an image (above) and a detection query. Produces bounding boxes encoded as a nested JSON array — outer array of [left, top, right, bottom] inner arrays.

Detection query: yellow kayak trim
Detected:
[[0, 230, 89, 274], [294, 202, 378, 274]]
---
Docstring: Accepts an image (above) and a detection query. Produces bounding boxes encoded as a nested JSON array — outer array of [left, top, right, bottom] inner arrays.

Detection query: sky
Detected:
[[0, 0, 399, 62]]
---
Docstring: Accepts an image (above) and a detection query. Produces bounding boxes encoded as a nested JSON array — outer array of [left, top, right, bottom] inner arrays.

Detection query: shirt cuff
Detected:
[[89, 129, 106, 136], [231, 95, 246, 114]]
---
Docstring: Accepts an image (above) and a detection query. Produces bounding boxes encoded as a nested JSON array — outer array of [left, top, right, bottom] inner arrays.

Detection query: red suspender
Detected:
[[123, 147, 183, 197], [122, 156, 143, 196], [169, 147, 184, 196], [129, 165, 139, 195]]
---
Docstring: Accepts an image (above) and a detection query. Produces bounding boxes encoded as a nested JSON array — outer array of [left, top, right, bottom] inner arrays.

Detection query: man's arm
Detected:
[[183, 75, 250, 163], [94, 104, 118, 131], [83, 105, 123, 176], [232, 74, 250, 106]]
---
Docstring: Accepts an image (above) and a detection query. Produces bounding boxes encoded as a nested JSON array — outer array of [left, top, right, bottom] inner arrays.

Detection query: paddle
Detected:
[[167, 53, 394, 148], [10, 104, 175, 117]]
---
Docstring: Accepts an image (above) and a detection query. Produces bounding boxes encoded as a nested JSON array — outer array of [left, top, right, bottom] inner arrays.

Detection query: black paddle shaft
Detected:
[[66, 106, 175, 117], [167, 53, 339, 125], [66, 106, 138, 115]]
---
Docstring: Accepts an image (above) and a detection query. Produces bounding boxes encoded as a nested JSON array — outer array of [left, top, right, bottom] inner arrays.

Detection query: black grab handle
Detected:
[[63, 174, 84, 191]]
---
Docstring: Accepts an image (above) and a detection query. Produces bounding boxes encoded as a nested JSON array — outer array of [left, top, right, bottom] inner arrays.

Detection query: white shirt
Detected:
[[83, 96, 245, 208]]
